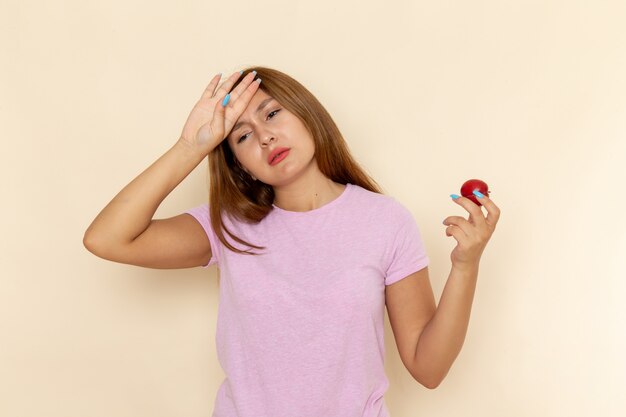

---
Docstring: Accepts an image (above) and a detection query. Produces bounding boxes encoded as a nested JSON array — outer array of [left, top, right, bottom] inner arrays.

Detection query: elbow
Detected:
[[83, 230, 107, 256], [83, 231, 99, 253], [419, 377, 443, 390], [83, 232, 95, 252], [412, 367, 447, 390], [83, 230, 136, 264]]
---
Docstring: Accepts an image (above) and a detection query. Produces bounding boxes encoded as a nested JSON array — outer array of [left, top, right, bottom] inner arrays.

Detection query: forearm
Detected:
[[84, 138, 207, 248], [412, 262, 479, 388]]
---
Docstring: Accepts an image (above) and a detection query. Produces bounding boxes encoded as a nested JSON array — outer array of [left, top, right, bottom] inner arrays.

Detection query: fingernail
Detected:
[[239, 70, 243, 75], [473, 190, 485, 198], [252, 70, 257, 75], [450, 194, 460, 200], [222, 93, 230, 107]]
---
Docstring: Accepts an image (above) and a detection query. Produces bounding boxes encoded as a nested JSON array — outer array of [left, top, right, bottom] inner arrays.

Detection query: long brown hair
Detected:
[[207, 66, 383, 255]]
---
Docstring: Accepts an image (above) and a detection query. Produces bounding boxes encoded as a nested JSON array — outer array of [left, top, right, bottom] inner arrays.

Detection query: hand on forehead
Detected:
[[231, 89, 276, 134], [239, 89, 272, 117]]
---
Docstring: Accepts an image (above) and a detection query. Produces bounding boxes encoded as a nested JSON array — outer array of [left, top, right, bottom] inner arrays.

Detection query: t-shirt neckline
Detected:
[[271, 183, 353, 216]]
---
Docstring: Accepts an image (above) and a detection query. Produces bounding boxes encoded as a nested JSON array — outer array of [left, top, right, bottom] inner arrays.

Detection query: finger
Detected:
[[225, 71, 258, 104], [226, 76, 261, 113], [442, 216, 471, 237], [198, 93, 229, 145], [473, 191, 501, 228], [223, 78, 262, 130], [451, 195, 486, 226], [445, 225, 467, 244], [211, 95, 226, 140], [200, 73, 223, 100], [213, 70, 244, 99]]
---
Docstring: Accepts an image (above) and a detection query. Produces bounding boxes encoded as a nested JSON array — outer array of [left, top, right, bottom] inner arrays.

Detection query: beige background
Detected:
[[1, 0, 624, 416]]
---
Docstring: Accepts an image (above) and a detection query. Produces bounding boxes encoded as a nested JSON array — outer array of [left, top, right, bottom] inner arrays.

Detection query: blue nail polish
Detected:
[[222, 93, 230, 107], [473, 190, 485, 198], [450, 194, 460, 199]]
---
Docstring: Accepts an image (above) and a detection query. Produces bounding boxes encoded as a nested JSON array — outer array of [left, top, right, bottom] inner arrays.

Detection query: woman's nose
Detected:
[[260, 135, 275, 146]]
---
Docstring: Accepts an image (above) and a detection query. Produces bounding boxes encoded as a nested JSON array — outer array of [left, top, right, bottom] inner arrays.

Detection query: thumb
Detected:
[[211, 92, 229, 141]]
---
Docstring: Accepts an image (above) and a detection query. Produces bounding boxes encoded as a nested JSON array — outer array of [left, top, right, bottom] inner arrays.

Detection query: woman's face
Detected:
[[226, 89, 316, 186]]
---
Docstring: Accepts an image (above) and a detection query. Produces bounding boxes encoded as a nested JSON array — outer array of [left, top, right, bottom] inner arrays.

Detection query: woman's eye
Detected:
[[237, 109, 280, 143]]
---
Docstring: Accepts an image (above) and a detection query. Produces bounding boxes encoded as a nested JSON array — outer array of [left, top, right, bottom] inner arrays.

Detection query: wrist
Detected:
[[175, 136, 208, 161], [451, 261, 480, 274]]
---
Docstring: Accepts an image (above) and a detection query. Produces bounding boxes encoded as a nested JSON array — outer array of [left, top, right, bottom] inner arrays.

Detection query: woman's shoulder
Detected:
[[349, 183, 408, 209], [343, 185, 421, 243]]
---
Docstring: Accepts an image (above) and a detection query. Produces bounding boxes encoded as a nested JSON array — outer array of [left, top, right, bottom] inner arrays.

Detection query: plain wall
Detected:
[[1, 0, 624, 416]]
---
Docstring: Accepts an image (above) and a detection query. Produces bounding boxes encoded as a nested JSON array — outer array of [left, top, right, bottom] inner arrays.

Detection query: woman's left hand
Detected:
[[442, 191, 501, 268]]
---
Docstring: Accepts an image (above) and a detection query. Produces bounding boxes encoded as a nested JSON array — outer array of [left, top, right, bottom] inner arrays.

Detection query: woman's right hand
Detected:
[[179, 70, 261, 155]]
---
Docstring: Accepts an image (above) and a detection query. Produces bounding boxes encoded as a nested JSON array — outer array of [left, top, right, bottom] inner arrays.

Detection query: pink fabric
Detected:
[[185, 183, 429, 417]]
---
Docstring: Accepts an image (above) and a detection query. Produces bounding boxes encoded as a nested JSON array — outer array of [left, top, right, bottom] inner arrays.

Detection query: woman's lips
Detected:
[[270, 149, 289, 166]]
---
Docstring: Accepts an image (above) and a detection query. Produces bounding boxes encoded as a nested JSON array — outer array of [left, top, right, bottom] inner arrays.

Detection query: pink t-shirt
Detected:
[[185, 183, 429, 417]]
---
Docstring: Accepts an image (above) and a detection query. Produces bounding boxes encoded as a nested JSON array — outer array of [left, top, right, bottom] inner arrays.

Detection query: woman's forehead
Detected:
[[241, 89, 272, 114], [235, 91, 277, 125]]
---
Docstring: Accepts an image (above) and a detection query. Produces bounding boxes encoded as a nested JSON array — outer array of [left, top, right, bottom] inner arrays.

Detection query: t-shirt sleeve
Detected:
[[184, 203, 220, 268], [384, 203, 429, 286]]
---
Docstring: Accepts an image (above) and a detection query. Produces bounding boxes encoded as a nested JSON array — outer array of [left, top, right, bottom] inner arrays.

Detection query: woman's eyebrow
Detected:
[[232, 98, 275, 133]]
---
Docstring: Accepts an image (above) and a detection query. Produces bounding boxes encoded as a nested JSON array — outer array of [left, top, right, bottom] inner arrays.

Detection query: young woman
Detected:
[[84, 67, 500, 417]]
